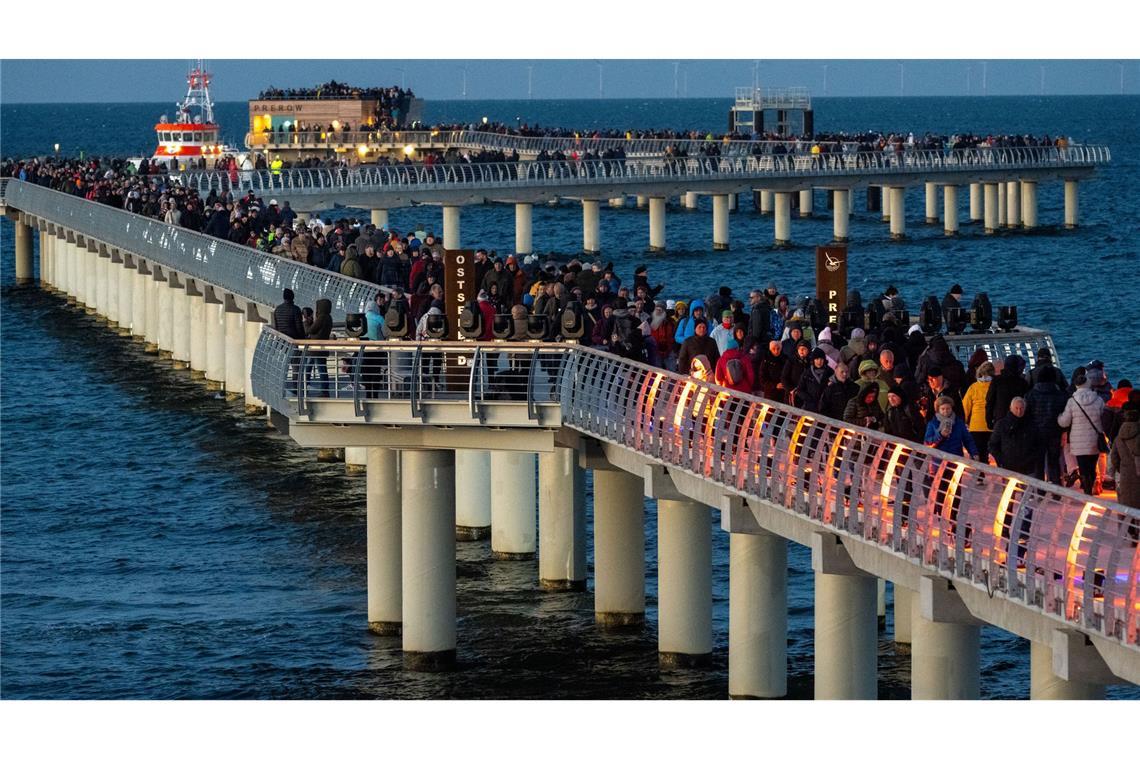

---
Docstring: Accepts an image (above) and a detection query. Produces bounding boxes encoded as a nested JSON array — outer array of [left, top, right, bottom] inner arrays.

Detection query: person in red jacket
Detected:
[[477, 290, 496, 341], [715, 325, 754, 392]]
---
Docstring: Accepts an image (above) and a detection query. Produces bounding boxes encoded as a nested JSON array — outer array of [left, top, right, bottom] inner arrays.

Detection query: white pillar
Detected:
[[344, 447, 368, 476], [131, 262, 148, 341], [813, 537, 878, 699], [683, 191, 698, 210], [1006, 180, 1021, 228], [367, 447, 401, 636], [96, 255, 111, 319], [582, 199, 600, 254], [455, 450, 491, 540], [924, 182, 938, 224], [88, 248, 103, 313], [728, 531, 788, 698], [188, 288, 207, 377], [878, 578, 887, 628], [13, 222, 34, 285], [224, 304, 245, 400], [712, 194, 730, 251], [970, 183, 982, 223], [609, 196, 625, 208], [243, 316, 266, 414], [1064, 180, 1079, 229], [997, 182, 1007, 227], [490, 451, 536, 559], [894, 586, 913, 644], [370, 208, 389, 229], [658, 498, 712, 667], [106, 256, 121, 326], [832, 189, 850, 242], [1021, 180, 1038, 229], [401, 448, 456, 671], [728, 192, 738, 212], [911, 614, 980, 699], [157, 277, 174, 356], [773, 192, 792, 247], [144, 270, 161, 352], [171, 281, 191, 369], [759, 189, 773, 214], [943, 185, 959, 236], [881, 187, 891, 223], [514, 202, 533, 255], [983, 182, 999, 234], [38, 232, 52, 289], [52, 236, 66, 293], [442, 205, 461, 249], [593, 469, 645, 628], [1030, 640, 1104, 699], [889, 186, 906, 240], [636, 195, 647, 208], [538, 447, 587, 591], [798, 188, 813, 217], [205, 298, 227, 390], [648, 197, 666, 252]]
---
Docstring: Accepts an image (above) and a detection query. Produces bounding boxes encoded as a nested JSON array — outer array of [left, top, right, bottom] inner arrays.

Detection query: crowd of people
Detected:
[[257, 81, 414, 105]]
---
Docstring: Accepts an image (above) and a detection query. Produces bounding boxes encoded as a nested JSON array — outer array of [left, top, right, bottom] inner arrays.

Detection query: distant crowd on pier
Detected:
[[257, 81, 414, 104]]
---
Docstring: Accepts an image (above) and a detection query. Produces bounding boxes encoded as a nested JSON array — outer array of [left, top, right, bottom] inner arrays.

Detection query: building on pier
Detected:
[[728, 86, 814, 137]]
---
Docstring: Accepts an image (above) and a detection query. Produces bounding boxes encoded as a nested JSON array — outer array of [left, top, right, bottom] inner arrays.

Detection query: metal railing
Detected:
[[181, 146, 1111, 198], [253, 329, 1140, 650]]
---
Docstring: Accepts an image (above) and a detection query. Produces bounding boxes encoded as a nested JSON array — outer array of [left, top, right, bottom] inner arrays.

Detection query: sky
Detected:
[[3, 59, 1138, 103]]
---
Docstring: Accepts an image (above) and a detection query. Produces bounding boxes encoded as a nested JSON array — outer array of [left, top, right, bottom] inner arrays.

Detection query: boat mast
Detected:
[[180, 59, 216, 125]]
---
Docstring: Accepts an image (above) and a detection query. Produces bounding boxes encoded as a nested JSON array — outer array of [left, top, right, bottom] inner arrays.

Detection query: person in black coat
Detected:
[[883, 383, 924, 442], [1024, 365, 1069, 484], [273, 288, 305, 339], [747, 288, 772, 345], [677, 319, 720, 375], [986, 355, 1030, 429], [819, 361, 859, 420], [794, 348, 832, 412], [989, 397, 1041, 475], [757, 340, 787, 402], [781, 340, 811, 406]]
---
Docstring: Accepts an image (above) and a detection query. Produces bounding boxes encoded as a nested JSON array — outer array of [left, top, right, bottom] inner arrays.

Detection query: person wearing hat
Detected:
[[941, 283, 964, 323], [649, 300, 677, 370], [710, 309, 737, 354], [844, 382, 885, 431], [1108, 401, 1140, 507], [793, 347, 833, 412], [1027, 347, 1056, 388], [924, 394, 979, 459], [748, 288, 773, 345], [633, 264, 663, 299]]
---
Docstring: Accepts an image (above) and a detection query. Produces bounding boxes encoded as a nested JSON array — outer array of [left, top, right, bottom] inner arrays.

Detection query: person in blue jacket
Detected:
[[924, 394, 979, 460]]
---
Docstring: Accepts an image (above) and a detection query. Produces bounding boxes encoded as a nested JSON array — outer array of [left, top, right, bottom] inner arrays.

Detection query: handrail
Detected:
[[250, 330, 1140, 651]]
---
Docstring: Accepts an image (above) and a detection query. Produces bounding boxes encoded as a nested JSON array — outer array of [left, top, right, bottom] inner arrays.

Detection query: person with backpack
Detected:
[[1109, 402, 1140, 507], [715, 325, 753, 392]]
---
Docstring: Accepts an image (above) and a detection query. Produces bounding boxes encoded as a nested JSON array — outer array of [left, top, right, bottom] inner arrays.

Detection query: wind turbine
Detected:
[[1040, 64, 1045, 95], [822, 64, 828, 96], [898, 61, 905, 96], [459, 65, 468, 99], [982, 60, 988, 96], [595, 61, 604, 97], [527, 65, 533, 99]]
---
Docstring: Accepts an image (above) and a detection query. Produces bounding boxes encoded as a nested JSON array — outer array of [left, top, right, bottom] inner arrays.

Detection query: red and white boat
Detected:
[[149, 62, 243, 168]]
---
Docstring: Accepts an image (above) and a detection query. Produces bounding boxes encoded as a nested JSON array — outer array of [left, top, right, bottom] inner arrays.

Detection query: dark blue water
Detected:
[[2, 96, 1138, 699]]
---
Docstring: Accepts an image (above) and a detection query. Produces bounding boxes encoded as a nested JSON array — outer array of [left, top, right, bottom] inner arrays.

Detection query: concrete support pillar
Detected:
[[889, 187, 906, 240], [924, 182, 938, 223], [760, 189, 773, 214], [970, 183, 982, 223], [243, 315, 266, 414], [96, 255, 110, 319], [582, 199, 600, 254], [38, 232, 52, 289], [878, 578, 888, 628], [682, 191, 698, 210], [911, 615, 980, 699], [157, 277, 174, 355], [881, 188, 891, 223], [773, 192, 792, 247], [658, 499, 712, 667], [893, 586, 913, 644], [728, 531, 788, 698], [648, 197, 666, 252], [514, 202, 533, 255], [798, 188, 813, 217], [538, 447, 586, 591], [401, 448, 456, 671], [455, 450, 491, 540], [188, 288, 207, 377], [52, 237, 65, 293], [367, 447, 401, 636], [14, 221, 35, 284], [106, 257, 120, 326], [370, 208, 389, 229], [131, 262, 148, 340], [204, 298, 227, 390], [636, 195, 647, 208], [144, 271, 161, 351], [442, 205, 461, 249], [344, 447, 367, 476], [75, 241, 88, 305], [997, 182, 1007, 227], [609, 196, 625, 208], [983, 183, 999, 234], [1021, 180, 1038, 229], [593, 469, 645, 628], [1006, 180, 1021, 228], [832, 189, 850, 242], [1030, 640, 1104, 699], [813, 535, 877, 699], [224, 303, 245, 400], [712, 194, 730, 251], [1064, 180, 1079, 229], [490, 451, 536, 559], [728, 192, 738, 212], [171, 281, 191, 369], [943, 185, 959, 236]]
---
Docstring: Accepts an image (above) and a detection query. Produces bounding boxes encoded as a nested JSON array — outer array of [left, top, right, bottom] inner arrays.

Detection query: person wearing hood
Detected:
[[339, 244, 364, 280], [989, 397, 1042, 476], [674, 299, 705, 344], [794, 347, 833, 412], [986, 355, 1029, 429], [1058, 369, 1108, 495], [477, 290, 497, 341], [677, 318, 720, 376], [820, 361, 859, 421], [840, 327, 868, 372], [1108, 402, 1140, 507], [781, 340, 812, 405], [883, 383, 924, 442], [918, 366, 963, 424], [925, 395, 979, 459], [770, 294, 791, 339], [816, 326, 841, 369], [506, 255, 529, 304], [649, 300, 676, 370], [715, 326, 754, 393], [364, 292, 388, 341], [711, 310, 737, 354], [1025, 365, 1069, 484], [962, 360, 996, 463], [915, 334, 966, 389], [780, 322, 807, 361], [689, 353, 714, 382], [747, 289, 772, 345], [844, 382, 885, 431], [857, 359, 891, 412], [302, 297, 333, 397], [757, 340, 788, 403]]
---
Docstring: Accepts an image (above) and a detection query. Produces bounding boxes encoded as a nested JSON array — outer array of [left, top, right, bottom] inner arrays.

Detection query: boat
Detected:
[[142, 61, 246, 171]]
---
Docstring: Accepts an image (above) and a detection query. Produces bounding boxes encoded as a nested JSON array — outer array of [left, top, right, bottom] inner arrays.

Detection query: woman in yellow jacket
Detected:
[[962, 360, 995, 464]]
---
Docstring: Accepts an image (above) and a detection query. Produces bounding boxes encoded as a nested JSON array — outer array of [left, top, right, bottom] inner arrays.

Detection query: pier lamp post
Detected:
[[53, 143, 60, 156]]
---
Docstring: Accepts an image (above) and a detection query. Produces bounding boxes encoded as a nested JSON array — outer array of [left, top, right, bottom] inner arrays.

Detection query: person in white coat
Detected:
[[1058, 370, 1107, 495]]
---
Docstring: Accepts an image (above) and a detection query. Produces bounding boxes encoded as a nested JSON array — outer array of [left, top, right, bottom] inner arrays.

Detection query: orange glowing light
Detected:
[[992, 478, 1022, 565], [1065, 501, 1105, 618]]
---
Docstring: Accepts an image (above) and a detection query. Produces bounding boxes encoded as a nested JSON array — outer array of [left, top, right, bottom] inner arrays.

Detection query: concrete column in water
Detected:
[[1006, 180, 1021, 228], [74, 239, 89, 306], [889, 187, 906, 240], [593, 469, 645, 628], [1021, 180, 1038, 229], [514, 202, 533, 255], [878, 578, 887, 629], [89, 246, 104, 315], [345, 447, 367, 476], [105, 254, 120, 327], [728, 192, 738, 212], [712, 194, 730, 251], [812, 533, 877, 699], [455, 449, 491, 540], [14, 221, 35, 284], [38, 230, 52, 289], [131, 260, 149, 342], [893, 586, 913, 644], [1029, 639, 1104, 699], [924, 182, 938, 224], [773, 192, 792, 247], [983, 183, 999, 234], [759, 189, 773, 214], [490, 451, 536, 559], [880, 187, 891, 223], [144, 268, 161, 352], [728, 530, 787, 699], [204, 295, 227, 391], [370, 208, 389, 229], [442, 205, 461, 249], [116, 257, 133, 337], [188, 284, 208, 378], [224, 300, 246, 401], [648, 197, 666, 252], [582, 199, 601, 254], [969, 182, 982, 223], [401, 448, 456, 670], [943, 185, 959, 236], [1064, 180, 1079, 228], [243, 313, 266, 414], [157, 274, 175, 357], [798, 188, 813, 217], [51, 235, 66, 293], [96, 253, 111, 321], [538, 447, 587, 590], [367, 447, 401, 636], [910, 577, 980, 699], [658, 498, 712, 667], [170, 276, 191, 370], [832, 188, 850, 242], [683, 191, 698, 210], [997, 182, 1007, 227], [636, 195, 647, 208], [609, 196, 625, 208]]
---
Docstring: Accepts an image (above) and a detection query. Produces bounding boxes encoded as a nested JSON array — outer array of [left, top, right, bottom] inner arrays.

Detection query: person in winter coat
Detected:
[[1108, 403, 1140, 507], [781, 340, 811, 405], [989, 397, 1041, 475], [963, 347, 990, 391], [840, 327, 869, 374], [302, 298, 333, 396], [674, 299, 705, 344], [364, 294, 387, 341], [649, 301, 677, 370], [962, 361, 995, 463], [857, 359, 890, 411], [844, 382, 885, 431], [816, 326, 842, 369], [757, 340, 788, 402], [918, 366, 963, 424], [986, 355, 1029, 429], [677, 319, 720, 376], [883, 383, 924, 442], [902, 324, 928, 372], [1024, 365, 1069, 484], [715, 326, 754, 393], [925, 395, 979, 459], [273, 288, 305, 339], [710, 310, 738, 355], [915, 334, 966, 389], [747, 289, 772, 345], [820, 362, 859, 421], [1058, 371, 1108, 495], [794, 347, 833, 412]]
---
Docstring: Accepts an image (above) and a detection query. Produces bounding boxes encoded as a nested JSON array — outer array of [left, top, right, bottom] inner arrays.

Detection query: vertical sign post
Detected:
[[815, 244, 848, 324], [442, 248, 477, 388]]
